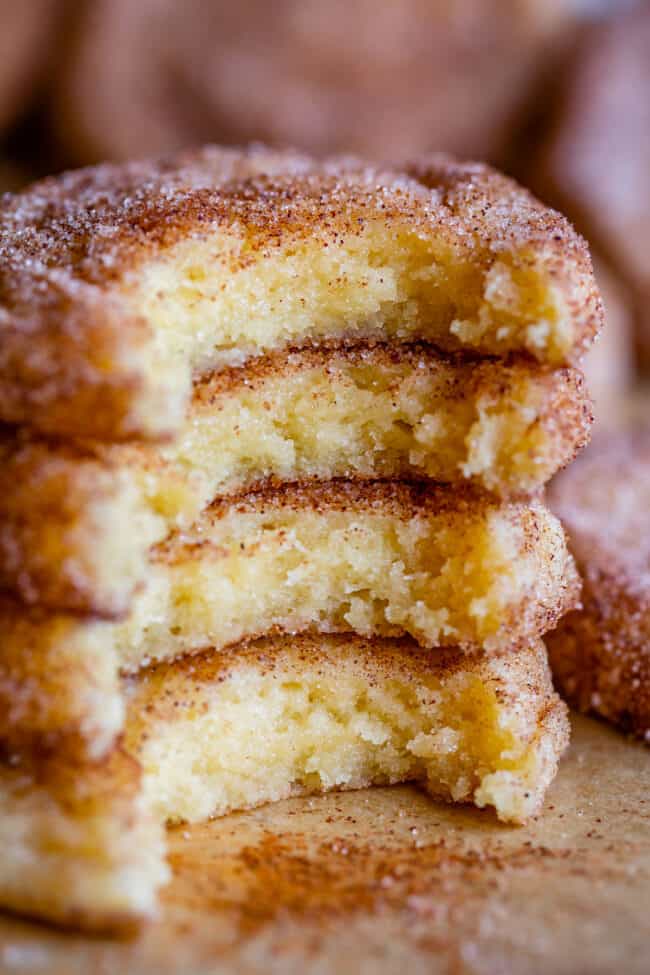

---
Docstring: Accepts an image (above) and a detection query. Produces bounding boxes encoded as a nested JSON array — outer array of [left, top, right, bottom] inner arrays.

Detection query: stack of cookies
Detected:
[[0, 147, 601, 930]]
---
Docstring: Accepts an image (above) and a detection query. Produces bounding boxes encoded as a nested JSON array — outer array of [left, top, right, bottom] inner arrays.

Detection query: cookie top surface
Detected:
[[0, 146, 592, 291]]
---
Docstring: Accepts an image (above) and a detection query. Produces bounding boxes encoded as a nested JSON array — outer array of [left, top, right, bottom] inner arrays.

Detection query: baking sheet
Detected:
[[0, 713, 648, 975]]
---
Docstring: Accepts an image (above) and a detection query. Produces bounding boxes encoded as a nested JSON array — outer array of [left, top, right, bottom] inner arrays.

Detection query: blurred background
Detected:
[[0, 0, 647, 414]]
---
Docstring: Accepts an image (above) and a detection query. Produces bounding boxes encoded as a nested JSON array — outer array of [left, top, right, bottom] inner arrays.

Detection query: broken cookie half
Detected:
[[0, 147, 600, 441], [0, 346, 590, 616], [0, 632, 569, 931], [0, 481, 579, 765]]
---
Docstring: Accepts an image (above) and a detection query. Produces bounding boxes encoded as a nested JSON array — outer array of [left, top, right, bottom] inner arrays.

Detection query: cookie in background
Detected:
[[55, 0, 575, 165], [547, 419, 650, 741], [0, 1, 61, 137], [535, 3, 650, 372], [581, 260, 635, 423]]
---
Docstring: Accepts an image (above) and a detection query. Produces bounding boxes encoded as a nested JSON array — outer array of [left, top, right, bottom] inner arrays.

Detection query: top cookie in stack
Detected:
[[0, 147, 597, 618]]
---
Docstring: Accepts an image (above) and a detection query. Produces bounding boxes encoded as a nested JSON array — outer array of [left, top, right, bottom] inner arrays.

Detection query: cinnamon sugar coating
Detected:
[[0, 145, 601, 441], [547, 425, 650, 739], [0, 596, 122, 760], [0, 746, 167, 931]]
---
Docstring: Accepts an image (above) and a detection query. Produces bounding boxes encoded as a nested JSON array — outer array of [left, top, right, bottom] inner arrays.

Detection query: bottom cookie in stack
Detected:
[[547, 423, 650, 740], [0, 632, 569, 931]]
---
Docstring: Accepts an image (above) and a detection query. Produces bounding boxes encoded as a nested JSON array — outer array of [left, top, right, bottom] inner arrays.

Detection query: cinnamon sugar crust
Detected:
[[193, 476, 551, 524], [0, 145, 601, 441], [547, 425, 650, 739], [0, 597, 122, 760], [0, 747, 167, 932], [0, 432, 162, 615]]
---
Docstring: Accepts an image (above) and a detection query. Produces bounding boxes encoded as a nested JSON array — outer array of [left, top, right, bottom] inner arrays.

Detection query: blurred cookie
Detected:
[[0, 162, 28, 193], [0, 0, 59, 134], [538, 4, 650, 367], [582, 260, 634, 422], [547, 422, 650, 740], [57, 0, 574, 164]]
